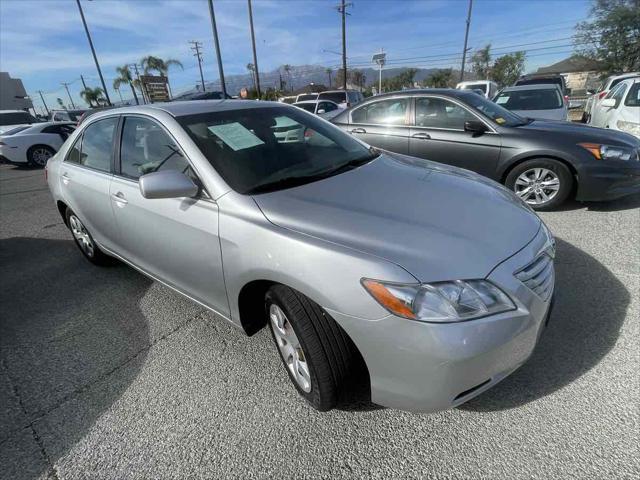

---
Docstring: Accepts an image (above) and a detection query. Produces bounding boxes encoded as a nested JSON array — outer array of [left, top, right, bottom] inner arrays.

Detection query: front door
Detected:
[[347, 96, 411, 154], [409, 96, 501, 179], [110, 115, 229, 316]]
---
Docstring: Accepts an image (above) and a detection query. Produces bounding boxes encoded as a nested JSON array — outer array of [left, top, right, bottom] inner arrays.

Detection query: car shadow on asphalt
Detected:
[[0, 237, 152, 478], [462, 237, 630, 412], [554, 193, 640, 212]]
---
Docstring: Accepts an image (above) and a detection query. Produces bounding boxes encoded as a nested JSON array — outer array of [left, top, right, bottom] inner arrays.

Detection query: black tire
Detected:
[[505, 158, 573, 211], [65, 208, 113, 266], [27, 145, 55, 168], [265, 285, 355, 411]]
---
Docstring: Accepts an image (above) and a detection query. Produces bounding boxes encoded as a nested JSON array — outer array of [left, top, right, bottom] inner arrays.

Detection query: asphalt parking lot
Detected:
[[1, 163, 638, 479]]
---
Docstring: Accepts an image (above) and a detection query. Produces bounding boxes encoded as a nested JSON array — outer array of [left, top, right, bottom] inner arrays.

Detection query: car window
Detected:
[[0, 111, 37, 126], [415, 97, 476, 129], [610, 83, 628, 106], [462, 83, 487, 93], [120, 116, 193, 181], [65, 134, 83, 165], [624, 83, 640, 107], [77, 117, 118, 172], [318, 91, 346, 104], [605, 83, 624, 99], [494, 89, 562, 110], [318, 102, 337, 112], [176, 106, 375, 194], [351, 98, 409, 125], [297, 94, 318, 102], [294, 103, 316, 113]]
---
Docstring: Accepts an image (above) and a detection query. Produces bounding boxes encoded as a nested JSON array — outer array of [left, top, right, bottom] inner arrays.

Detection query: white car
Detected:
[[493, 84, 568, 121], [0, 110, 40, 135], [49, 109, 87, 123], [293, 99, 341, 119], [0, 122, 75, 167], [456, 80, 498, 99], [589, 77, 640, 138], [584, 72, 639, 122]]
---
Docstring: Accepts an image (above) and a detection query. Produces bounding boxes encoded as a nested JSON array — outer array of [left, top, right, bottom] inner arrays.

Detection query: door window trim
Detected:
[[116, 113, 212, 200], [348, 95, 412, 127], [62, 114, 121, 174], [410, 95, 497, 134]]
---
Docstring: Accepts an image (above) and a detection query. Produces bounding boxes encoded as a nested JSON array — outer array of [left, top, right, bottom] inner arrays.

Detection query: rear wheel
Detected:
[[266, 285, 356, 411], [505, 158, 573, 210], [65, 208, 113, 266], [27, 145, 55, 168]]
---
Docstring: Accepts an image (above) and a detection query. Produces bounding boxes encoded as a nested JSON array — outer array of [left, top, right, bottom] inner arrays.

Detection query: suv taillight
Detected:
[[598, 91, 608, 100]]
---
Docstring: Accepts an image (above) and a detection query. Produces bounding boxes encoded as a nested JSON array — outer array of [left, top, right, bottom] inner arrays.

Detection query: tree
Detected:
[[336, 68, 350, 88], [491, 52, 526, 87], [424, 69, 454, 88], [80, 87, 105, 108], [381, 68, 418, 92], [575, 0, 640, 73], [113, 65, 140, 105], [325, 67, 333, 88], [471, 44, 492, 79], [351, 69, 366, 91], [140, 55, 184, 98]]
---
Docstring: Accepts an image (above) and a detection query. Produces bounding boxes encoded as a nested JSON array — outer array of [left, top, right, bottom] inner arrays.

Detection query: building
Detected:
[[0, 72, 33, 111], [535, 55, 605, 95]]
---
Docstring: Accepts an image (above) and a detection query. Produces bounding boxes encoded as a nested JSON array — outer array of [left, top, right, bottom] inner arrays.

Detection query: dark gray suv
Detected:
[[331, 89, 640, 209]]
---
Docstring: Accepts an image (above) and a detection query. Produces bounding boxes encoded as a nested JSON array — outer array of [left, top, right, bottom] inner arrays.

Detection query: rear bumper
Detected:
[[576, 162, 640, 201], [328, 226, 554, 413], [0, 147, 26, 164]]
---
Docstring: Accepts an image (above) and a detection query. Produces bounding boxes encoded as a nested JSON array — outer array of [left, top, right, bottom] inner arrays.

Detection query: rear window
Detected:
[[462, 83, 487, 93], [0, 112, 37, 126], [318, 91, 347, 104], [624, 83, 640, 107], [297, 94, 318, 102], [495, 89, 563, 110]]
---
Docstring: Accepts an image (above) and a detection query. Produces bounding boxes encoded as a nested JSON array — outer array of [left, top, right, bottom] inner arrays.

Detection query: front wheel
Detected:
[[505, 159, 573, 210], [266, 285, 356, 411]]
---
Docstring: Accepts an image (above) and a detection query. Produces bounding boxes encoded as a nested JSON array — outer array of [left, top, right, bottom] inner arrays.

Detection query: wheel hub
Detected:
[[69, 215, 95, 257], [269, 304, 311, 393], [514, 167, 560, 205]]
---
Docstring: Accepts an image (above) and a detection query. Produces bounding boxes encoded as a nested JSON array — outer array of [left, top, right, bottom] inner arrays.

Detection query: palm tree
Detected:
[[325, 67, 333, 88], [56, 98, 66, 110], [80, 87, 105, 108], [113, 65, 139, 105], [140, 55, 184, 99], [283, 64, 292, 92]]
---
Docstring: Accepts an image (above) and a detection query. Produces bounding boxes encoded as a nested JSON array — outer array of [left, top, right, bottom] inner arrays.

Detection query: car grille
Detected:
[[515, 253, 554, 301]]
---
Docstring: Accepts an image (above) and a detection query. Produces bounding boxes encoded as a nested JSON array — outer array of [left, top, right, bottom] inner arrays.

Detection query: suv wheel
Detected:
[[65, 208, 113, 266], [265, 285, 355, 411], [506, 159, 573, 210]]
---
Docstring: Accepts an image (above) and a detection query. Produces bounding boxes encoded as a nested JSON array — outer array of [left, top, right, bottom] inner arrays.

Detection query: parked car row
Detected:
[[587, 76, 639, 138]]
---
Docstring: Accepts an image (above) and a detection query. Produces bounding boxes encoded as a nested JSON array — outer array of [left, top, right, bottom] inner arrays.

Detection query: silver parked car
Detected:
[[493, 84, 568, 121], [47, 100, 555, 412]]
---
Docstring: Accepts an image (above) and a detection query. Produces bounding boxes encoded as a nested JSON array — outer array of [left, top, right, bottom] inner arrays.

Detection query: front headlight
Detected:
[[616, 120, 640, 138], [361, 278, 516, 323], [578, 142, 638, 161]]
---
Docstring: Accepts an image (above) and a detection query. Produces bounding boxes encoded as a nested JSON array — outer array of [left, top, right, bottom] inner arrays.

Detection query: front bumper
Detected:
[[576, 161, 640, 202], [328, 226, 554, 412]]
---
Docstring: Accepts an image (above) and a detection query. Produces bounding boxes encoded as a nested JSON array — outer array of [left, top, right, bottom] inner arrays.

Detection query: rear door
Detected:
[[408, 96, 501, 178], [346, 96, 411, 154], [58, 116, 120, 250], [109, 114, 229, 315]]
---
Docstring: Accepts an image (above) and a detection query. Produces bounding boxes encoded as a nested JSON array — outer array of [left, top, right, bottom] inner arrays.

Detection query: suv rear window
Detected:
[[625, 83, 640, 107], [318, 92, 347, 104], [462, 83, 487, 93], [495, 89, 562, 110]]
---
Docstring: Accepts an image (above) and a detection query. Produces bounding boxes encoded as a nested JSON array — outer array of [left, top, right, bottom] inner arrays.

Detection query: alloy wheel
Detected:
[[269, 303, 312, 393], [69, 215, 95, 258], [31, 147, 53, 166], [514, 168, 560, 206]]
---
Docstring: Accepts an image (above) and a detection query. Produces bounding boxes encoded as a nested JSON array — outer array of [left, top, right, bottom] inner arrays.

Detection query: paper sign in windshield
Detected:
[[495, 96, 509, 104], [208, 122, 264, 151]]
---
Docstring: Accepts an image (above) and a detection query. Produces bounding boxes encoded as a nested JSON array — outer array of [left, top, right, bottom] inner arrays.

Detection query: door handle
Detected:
[[411, 132, 431, 140], [61, 173, 70, 185], [350, 128, 366, 134], [111, 192, 128, 206]]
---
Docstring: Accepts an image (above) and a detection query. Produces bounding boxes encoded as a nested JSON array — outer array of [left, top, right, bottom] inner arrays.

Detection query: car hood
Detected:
[[253, 153, 541, 282], [518, 119, 640, 146]]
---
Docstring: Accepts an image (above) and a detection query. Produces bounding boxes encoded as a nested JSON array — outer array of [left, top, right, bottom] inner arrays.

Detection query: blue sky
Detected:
[[0, 0, 592, 112]]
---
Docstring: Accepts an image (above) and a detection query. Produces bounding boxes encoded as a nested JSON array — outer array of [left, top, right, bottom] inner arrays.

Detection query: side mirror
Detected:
[[317, 109, 326, 114], [601, 98, 616, 108], [139, 170, 199, 199], [464, 120, 488, 134]]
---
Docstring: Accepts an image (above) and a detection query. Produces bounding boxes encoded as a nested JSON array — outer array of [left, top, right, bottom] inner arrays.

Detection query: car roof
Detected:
[[360, 88, 469, 100], [500, 84, 561, 92], [458, 80, 494, 85], [608, 72, 639, 81], [0, 110, 31, 114]]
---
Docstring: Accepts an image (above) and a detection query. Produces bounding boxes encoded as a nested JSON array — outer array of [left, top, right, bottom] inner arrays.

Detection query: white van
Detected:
[[456, 80, 498, 99]]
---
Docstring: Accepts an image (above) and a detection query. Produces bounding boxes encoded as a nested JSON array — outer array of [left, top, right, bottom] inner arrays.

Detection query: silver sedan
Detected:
[[46, 100, 555, 412]]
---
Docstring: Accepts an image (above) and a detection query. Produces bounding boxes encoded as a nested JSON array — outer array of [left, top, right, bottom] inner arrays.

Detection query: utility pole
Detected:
[[80, 75, 88, 90], [337, 1, 352, 91], [189, 41, 206, 92], [459, 0, 473, 83], [37, 91, 50, 116], [61, 82, 76, 109], [207, 0, 227, 97], [247, 0, 261, 97], [76, 0, 111, 105], [129, 63, 146, 104]]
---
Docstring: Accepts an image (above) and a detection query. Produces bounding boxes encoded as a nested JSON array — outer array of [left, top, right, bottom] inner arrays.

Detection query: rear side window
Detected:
[[318, 91, 347, 104], [495, 89, 562, 110], [352, 98, 409, 125], [120, 116, 192, 180], [624, 83, 640, 107], [67, 117, 117, 172]]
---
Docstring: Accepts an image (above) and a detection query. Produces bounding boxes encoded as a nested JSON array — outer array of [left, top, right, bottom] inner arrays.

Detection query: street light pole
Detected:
[[37, 91, 50, 116], [207, 0, 227, 97], [247, 0, 261, 97], [61, 82, 76, 109], [75, 0, 111, 105], [340, 0, 349, 90], [459, 0, 473, 83]]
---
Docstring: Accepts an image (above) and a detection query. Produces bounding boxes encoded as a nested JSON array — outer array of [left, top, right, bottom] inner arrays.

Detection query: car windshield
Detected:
[[318, 92, 346, 103], [462, 83, 487, 93], [177, 106, 378, 194], [625, 83, 640, 107], [459, 92, 526, 126], [495, 88, 562, 110], [297, 94, 318, 101]]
